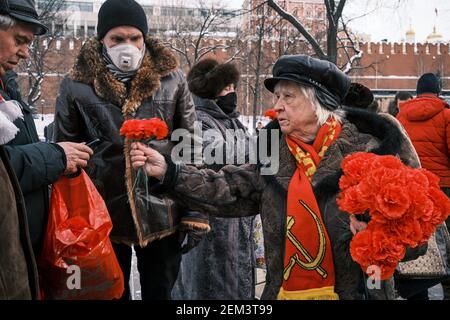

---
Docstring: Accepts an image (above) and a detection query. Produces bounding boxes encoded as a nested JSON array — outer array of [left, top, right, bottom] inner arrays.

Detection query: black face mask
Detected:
[[216, 92, 237, 115]]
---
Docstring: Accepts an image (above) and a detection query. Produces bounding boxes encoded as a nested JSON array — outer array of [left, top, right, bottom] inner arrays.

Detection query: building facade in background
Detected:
[[18, 0, 450, 117], [36, 0, 240, 37]]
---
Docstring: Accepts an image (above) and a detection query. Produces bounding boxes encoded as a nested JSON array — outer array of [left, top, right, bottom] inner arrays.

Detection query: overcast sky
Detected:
[[344, 0, 450, 42], [224, 0, 450, 43]]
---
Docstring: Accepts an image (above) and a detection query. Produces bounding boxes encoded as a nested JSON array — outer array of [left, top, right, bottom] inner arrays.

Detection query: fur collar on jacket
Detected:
[[70, 36, 178, 116]]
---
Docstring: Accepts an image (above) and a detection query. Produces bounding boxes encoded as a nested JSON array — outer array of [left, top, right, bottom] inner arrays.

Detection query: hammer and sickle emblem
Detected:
[[283, 200, 328, 280]]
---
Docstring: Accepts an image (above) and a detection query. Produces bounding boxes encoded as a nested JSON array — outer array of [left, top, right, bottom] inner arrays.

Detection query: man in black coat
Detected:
[[0, 0, 93, 255]]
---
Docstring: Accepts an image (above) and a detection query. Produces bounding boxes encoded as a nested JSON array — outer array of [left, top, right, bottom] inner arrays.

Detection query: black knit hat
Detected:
[[97, 0, 148, 40], [187, 59, 240, 99], [417, 73, 441, 95]]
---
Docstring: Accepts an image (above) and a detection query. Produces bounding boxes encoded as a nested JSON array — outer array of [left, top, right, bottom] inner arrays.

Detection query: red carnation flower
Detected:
[[421, 169, 441, 189], [349, 230, 373, 268], [338, 152, 450, 280], [372, 155, 403, 170], [264, 109, 277, 120], [374, 184, 411, 220], [337, 186, 370, 214], [341, 152, 377, 185], [428, 187, 450, 222], [350, 227, 405, 280], [120, 118, 169, 141]]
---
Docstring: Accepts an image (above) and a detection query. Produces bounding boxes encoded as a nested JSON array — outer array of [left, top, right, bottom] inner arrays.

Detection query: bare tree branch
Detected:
[[18, 0, 66, 108], [334, 0, 347, 21], [267, 0, 326, 59]]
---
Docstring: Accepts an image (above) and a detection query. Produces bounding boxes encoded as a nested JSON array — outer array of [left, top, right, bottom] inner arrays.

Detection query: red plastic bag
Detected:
[[38, 170, 124, 300]]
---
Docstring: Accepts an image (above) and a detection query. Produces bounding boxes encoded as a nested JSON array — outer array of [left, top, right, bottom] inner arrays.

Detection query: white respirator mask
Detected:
[[106, 43, 145, 72]]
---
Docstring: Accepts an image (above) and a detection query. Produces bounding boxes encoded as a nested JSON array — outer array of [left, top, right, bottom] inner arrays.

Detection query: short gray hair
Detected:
[[298, 85, 344, 125], [0, 14, 16, 30]]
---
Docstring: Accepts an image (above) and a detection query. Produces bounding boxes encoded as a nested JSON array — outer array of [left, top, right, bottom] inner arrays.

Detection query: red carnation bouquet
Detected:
[[120, 118, 169, 208], [264, 109, 277, 120], [337, 152, 450, 280], [120, 118, 169, 141]]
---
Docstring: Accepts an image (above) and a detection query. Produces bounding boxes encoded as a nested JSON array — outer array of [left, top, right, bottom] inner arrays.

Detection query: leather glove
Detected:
[[178, 212, 210, 254]]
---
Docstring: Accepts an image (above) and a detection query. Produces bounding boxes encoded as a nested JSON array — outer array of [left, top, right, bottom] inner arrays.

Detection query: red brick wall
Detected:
[[346, 42, 450, 91], [16, 37, 450, 116]]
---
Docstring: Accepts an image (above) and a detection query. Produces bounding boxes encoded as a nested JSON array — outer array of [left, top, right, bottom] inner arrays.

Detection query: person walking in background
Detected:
[[172, 58, 256, 300], [396, 73, 450, 300], [256, 121, 264, 135], [388, 91, 413, 117], [53, 0, 209, 300]]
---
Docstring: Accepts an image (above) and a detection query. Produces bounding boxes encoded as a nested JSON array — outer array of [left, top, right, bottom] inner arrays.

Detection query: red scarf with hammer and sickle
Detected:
[[278, 118, 341, 300]]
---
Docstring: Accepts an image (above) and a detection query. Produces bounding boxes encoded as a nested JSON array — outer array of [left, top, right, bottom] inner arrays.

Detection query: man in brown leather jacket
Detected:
[[53, 0, 209, 300]]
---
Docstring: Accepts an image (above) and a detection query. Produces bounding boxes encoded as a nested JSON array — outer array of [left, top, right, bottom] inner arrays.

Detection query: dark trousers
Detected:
[[408, 290, 429, 300], [112, 232, 182, 300]]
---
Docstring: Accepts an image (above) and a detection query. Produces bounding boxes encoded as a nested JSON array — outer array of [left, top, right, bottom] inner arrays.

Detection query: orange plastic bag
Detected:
[[38, 170, 124, 300]]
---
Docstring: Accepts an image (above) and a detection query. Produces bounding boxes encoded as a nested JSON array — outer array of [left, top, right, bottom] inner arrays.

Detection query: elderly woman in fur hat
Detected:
[[172, 58, 256, 300], [129, 55, 423, 300]]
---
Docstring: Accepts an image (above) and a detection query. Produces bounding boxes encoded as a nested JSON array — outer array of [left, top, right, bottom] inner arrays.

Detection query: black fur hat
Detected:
[[343, 82, 374, 109], [187, 59, 240, 99]]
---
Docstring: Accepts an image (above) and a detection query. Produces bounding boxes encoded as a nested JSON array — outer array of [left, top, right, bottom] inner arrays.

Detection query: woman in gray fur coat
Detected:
[[172, 59, 256, 300]]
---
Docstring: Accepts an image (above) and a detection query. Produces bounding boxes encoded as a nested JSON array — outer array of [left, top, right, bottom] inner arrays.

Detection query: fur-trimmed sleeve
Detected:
[[163, 161, 262, 218]]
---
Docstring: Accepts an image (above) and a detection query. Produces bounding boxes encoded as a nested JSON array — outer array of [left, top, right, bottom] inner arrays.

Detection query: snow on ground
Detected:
[[34, 114, 268, 140], [34, 114, 54, 141], [239, 115, 270, 135]]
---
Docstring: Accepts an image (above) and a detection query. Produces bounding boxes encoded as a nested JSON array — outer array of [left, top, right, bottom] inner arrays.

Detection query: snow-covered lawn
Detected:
[[34, 114, 54, 141]]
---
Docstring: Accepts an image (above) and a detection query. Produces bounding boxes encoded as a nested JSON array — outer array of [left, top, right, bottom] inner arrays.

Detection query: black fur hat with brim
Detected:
[[187, 58, 240, 99]]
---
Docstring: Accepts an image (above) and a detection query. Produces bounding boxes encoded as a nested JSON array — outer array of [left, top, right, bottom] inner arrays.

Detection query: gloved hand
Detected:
[[178, 212, 210, 254]]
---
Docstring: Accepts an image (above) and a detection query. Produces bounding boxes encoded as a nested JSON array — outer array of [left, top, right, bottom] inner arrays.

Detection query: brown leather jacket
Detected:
[[0, 146, 39, 299], [54, 36, 206, 247]]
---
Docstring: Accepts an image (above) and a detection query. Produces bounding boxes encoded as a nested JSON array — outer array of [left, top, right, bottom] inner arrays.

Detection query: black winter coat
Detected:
[[1, 71, 66, 253], [54, 37, 200, 247]]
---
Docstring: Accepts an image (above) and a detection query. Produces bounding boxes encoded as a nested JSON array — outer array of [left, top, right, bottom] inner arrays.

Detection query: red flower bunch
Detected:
[[337, 152, 450, 280], [120, 118, 169, 141], [264, 109, 277, 120]]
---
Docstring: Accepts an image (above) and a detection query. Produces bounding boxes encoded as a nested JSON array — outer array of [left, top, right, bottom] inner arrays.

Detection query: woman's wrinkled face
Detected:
[[273, 80, 318, 137]]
